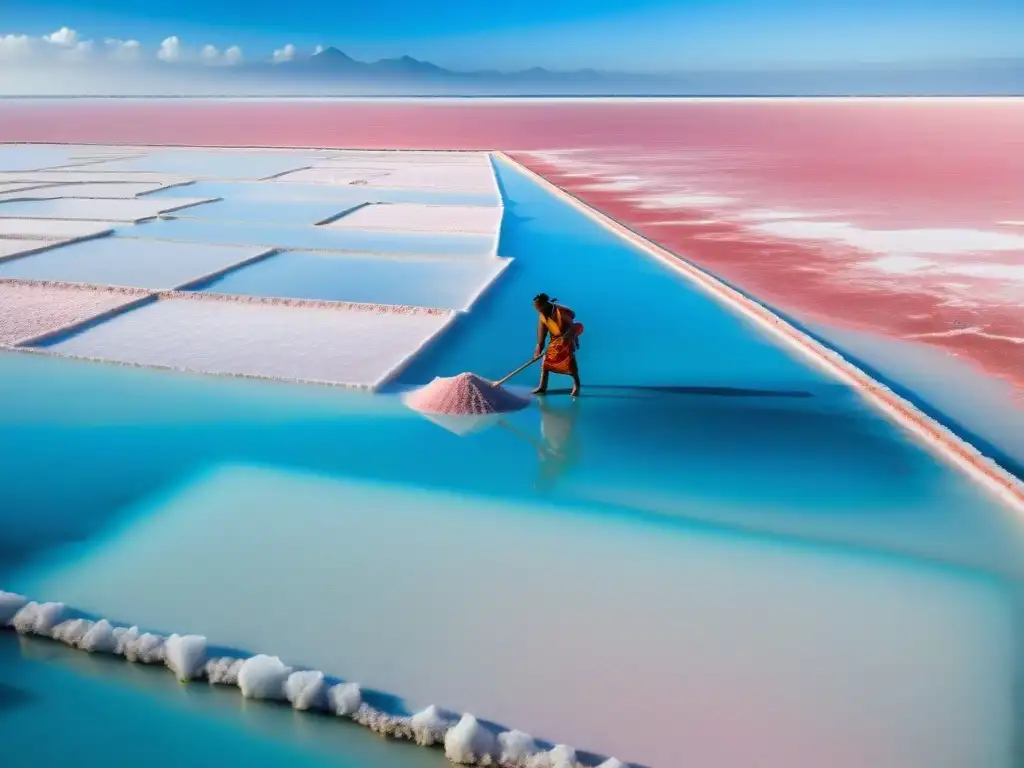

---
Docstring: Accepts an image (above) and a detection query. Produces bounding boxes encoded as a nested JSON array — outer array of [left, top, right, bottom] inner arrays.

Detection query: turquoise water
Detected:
[[2, 156, 1023, 767], [0, 633, 448, 768]]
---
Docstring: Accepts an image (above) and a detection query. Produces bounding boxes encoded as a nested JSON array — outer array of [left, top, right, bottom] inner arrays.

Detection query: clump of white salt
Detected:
[[411, 704, 451, 746], [498, 729, 539, 763], [165, 634, 208, 682], [445, 714, 498, 764], [404, 372, 531, 417], [238, 654, 293, 700], [327, 682, 362, 715], [285, 670, 329, 711], [205, 657, 244, 686], [12, 601, 64, 635], [79, 619, 118, 653]]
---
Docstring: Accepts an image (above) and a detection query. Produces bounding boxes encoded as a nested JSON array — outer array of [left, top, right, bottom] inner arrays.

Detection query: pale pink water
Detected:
[[404, 372, 531, 415]]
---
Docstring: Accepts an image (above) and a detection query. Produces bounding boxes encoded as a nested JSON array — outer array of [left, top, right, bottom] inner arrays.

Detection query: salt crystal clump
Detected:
[[405, 372, 531, 417], [595, 759, 627, 768], [445, 714, 498, 764], [238, 654, 293, 700], [411, 704, 450, 745], [0, 591, 28, 624], [12, 601, 64, 635], [498, 729, 539, 764], [548, 745, 579, 768], [205, 657, 244, 686], [353, 704, 413, 738], [524, 745, 578, 768], [79, 619, 118, 653], [52, 618, 93, 646], [116, 627, 167, 663], [327, 682, 362, 716], [285, 670, 328, 711], [165, 634, 208, 681]]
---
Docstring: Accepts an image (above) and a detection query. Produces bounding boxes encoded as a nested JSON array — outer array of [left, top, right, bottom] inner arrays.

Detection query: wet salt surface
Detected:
[[70, 151, 322, 180], [0, 218, 114, 239], [148, 180, 500, 208], [0, 281, 144, 345], [0, 197, 217, 223], [198, 250, 510, 311], [327, 204, 503, 236], [0, 182, 169, 200], [38, 295, 455, 389], [0, 238, 270, 291], [122, 218, 499, 257], [0, 238, 61, 260]]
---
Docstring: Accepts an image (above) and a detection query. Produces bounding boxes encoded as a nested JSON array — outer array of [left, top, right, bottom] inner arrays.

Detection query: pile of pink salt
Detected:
[[404, 372, 531, 416]]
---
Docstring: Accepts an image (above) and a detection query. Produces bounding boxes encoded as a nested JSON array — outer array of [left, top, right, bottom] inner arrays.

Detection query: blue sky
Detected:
[[3, 0, 1024, 71]]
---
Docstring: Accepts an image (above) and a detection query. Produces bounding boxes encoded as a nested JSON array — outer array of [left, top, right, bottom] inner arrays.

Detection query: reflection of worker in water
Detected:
[[534, 397, 581, 490]]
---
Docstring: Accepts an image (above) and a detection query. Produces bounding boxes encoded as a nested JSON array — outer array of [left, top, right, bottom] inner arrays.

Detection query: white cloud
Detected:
[[157, 36, 182, 62], [45, 27, 78, 47], [106, 38, 142, 61], [62, 40, 94, 62], [198, 43, 244, 66], [0, 34, 34, 61], [272, 43, 295, 63], [0, 28, 244, 67]]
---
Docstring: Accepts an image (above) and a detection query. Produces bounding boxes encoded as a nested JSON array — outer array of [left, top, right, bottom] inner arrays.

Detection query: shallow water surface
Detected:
[[0, 633, 447, 768], [2, 156, 1023, 768]]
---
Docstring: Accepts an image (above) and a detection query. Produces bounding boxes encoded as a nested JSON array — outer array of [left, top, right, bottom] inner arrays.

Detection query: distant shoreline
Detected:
[[1, 94, 1021, 101]]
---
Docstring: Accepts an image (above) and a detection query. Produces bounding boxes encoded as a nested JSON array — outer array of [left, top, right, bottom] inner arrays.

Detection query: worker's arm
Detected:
[[534, 317, 548, 357]]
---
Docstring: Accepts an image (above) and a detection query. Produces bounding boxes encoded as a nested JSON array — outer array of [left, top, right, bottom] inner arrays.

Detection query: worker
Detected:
[[532, 292, 583, 397]]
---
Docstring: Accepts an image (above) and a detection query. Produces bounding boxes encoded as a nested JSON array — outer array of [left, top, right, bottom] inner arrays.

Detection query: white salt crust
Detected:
[[39, 292, 457, 390], [326, 203, 503, 236], [1, 591, 628, 768], [0, 279, 149, 346]]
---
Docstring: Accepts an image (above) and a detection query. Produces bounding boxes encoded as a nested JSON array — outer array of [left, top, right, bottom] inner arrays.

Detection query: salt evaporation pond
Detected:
[[2, 155, 1023, 768]]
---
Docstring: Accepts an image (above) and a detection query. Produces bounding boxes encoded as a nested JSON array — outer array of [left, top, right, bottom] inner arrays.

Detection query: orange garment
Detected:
[[542, 306, 581, 374]]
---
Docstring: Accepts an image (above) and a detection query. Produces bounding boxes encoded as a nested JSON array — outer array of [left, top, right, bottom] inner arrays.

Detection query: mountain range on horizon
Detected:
[[1, 45, 1021, 96], [269, 46, 645, 83]]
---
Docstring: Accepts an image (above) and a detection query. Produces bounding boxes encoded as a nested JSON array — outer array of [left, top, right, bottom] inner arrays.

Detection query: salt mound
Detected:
[[327, 682, 362, 715], [444, 714, 498, 764], [165, 634, 208, 682], [404, 372, 531, 417]]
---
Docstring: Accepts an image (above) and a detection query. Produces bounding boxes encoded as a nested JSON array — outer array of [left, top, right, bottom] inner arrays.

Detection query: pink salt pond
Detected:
[[403, 372, 532, 435]]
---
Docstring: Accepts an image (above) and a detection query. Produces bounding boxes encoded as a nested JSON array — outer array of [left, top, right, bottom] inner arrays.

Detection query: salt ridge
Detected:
[[0, 591, 627, 768]]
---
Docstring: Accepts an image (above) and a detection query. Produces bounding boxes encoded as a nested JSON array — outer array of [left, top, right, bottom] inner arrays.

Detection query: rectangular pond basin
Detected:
[[147, 180, 501, 208], [120, 218, 499, 257], [0, 238, 270, 291], [74, 151, 323, 180], [33, 294, 455, 389], [2, 152, 1023, 768], [196, 250, 511, 311], [0, 197, 216, 223]]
